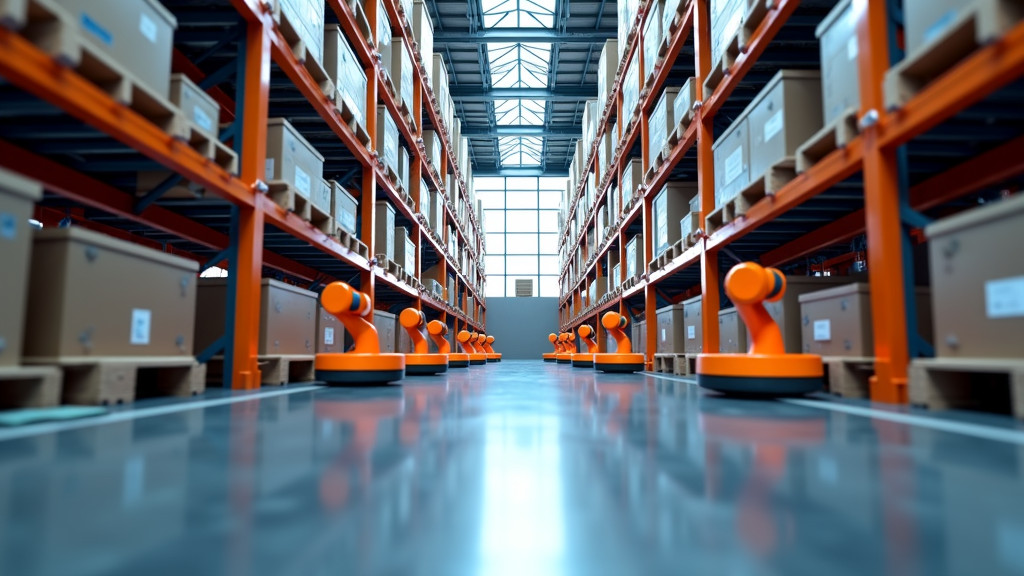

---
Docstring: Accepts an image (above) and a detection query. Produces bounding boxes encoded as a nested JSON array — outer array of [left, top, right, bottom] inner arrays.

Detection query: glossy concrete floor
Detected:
[[2, 360, 1024, 575]]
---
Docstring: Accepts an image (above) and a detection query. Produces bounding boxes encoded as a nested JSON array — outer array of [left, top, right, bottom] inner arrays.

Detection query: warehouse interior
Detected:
[[2, 0, 1024, 573]]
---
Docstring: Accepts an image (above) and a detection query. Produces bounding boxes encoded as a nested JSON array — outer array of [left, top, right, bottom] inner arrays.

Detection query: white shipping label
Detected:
[[687, 325, 695, 339], [985, 275, 1024, 318], [130, 309, 152, 345], [265, 158, 275, 180], [324, 327, 335, 345], [764, 110, 784, 142], [661, 328, 667, 342], [139, 14, 157, 43], [294, 166, 311, 197], [0, 213, 15, 240], [813, 319, 832, 341], [724, 146, 743, 184], [194, 105, 214, 132], [847, 36, 858, 60]]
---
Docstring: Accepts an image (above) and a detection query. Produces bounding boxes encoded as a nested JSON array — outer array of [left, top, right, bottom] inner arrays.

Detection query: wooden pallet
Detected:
[[21, 356, 205, 405], [268, 180, 314, 220], [910, 357, 1024, 419], [795, 108, 859, 173], [0, 365, 62, 409], [205, 355, 316, 387], [702, 0, 770, 97], [653, 354, 676, 374], [884, 0, 1024, 111], [667, 109, 697, 150], [673, 354, 699, 376], [176, 119, 240, 174], [705, 158, 796, 235], [335, 97, 371, 149], [343, 0, 374, 50], [272, 2, 334, 101], [822, 356, 874, 399], [306, 201, 334, 235], [333, 227, 369, 259]]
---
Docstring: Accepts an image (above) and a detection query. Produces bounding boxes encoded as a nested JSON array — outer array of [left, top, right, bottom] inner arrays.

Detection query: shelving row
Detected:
[[0, 0, 485, 391], [557, 0, 1024, 407]]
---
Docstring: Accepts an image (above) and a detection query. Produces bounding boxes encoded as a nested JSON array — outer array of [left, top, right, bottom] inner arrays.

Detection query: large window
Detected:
[[478, 177, 563, 297]]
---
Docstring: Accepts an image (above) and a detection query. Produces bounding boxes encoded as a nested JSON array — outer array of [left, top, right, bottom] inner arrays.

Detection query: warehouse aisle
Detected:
[[1, 360, 1023, 575]]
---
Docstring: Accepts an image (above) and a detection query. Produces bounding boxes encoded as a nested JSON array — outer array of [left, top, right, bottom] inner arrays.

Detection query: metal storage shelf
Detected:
[[558, 0, 1024, 404], [0, 0, 485, 390]]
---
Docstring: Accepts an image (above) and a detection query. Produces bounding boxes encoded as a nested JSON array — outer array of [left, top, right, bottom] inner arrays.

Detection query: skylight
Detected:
[[481, 0, 555, 28], [494, 99, 546, 125], [499, 137, 544, 166], [487, 43, 551, 88]]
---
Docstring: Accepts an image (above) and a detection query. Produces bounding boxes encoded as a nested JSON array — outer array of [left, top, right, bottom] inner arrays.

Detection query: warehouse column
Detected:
[[857, 0, 909, 403], [695, 0, 719, 353], [232, 17, 271, 390], [361, 0, 379, 305]]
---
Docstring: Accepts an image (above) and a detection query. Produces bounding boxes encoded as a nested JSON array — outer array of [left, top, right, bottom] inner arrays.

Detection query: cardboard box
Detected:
[[763, 275, 849, 353], [680, 211, 700, 240], [747, 70, 822, 182], [626, 233, 644, 279], [597, 40, 619, 112], [673, 78, 697, 129], [266, 118, 325, 201], [656, 304, 686, 353], [412, 0, 433, 65], [274, 0, 325, 64], [597, 130, 613, 179], [398, 145, 411, 193], [376, 106, 399, 173], [25, 227, 199, 359], [423, 130, 443, 176], [373, 310, 397, 353], [683, 295, 702, 353], [649, 86, 681, 163], [618, 0, 641, 58], [816, 0, 859, 126], [712, 116, 748, 207], [0, 169, 42, 365], [643, 0, 664, 84], [195, 278, 316, 356], [55, 0, 177, 97], [314, 178, 333, 215], [903, 0, 967, 59], [389, 37, 414, 112], [325, 24, 368, 126], [710, 0, 746, 67], [169, 74, 219, 139], [431, 54, 448, 102], [622, 54, 640, 120], [316, 305, 345, 354], [330, 181, 358, 235], [395, 227, 416, 272], [927, 193, 1024, 359], [375, 200, 395, 260], [719, 307, 748, 353], [663, 0, 685, 35], [653, 182, 698, 255], [583, 99, 598, 151], [622, 158, 643, 201]]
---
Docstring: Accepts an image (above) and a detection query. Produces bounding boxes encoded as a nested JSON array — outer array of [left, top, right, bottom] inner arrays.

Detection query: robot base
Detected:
[[571, 353, 594, 368], [696, 353, 823, 396], [315, 353, 406, 385], [405, 355, 449, 376], [449, 353, 470, 368], [542, 353, 557, 362], [555, 353, 573, 364], [486, 354, 501, 362], [594, 353, 646, 373]]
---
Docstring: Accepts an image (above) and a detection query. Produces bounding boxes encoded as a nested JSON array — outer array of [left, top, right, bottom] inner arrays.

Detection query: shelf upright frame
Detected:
[[694, 0, 719, 355]]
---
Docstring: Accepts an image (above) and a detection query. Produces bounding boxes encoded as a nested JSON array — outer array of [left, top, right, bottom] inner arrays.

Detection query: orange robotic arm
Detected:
[[578, 325, 598, 353], [457, 330, 476, 354], [552, 333, 565, 353], [399, 308, 430, 354], [321, 282, 379, 353], [601, 312, 633, 354], [483, 335, 496, 354], [427, 320, 451, 354], [725, 262, 786, 355]]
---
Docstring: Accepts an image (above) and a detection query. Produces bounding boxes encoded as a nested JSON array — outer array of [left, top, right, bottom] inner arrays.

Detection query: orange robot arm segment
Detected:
[[601, 312, 633, 354], [321, 282, 379, 353], [399, 308, 430, 354], [725, 262, 786, 355], [427, 321, 451, 354], [483, 335, 496, 353], [578, 325, 598, 353], [549, 333, 562, 353], [457, 330, 477, 354]]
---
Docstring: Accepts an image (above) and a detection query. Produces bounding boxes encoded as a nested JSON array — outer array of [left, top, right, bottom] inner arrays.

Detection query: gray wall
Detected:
[[486, 297, 559, 359]]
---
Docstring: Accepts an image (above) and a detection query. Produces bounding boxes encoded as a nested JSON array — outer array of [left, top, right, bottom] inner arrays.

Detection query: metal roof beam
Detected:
[[434, 28, 616, 44], [462, 126, 580, 136], [450, 86, 595, 101]]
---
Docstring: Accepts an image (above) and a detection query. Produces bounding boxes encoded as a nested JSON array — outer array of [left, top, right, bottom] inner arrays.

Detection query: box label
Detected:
[[687, 325, 695, 339], [847, 37, 858, 61], [194, 105, 214, 133], [764, 110, 784, 142], [139, 14, 158, 44], [130, 309, 152, 345], [985, 275, 1024, 318], [294, 166, 311, 197], [661, 328, 666, 342], [724, 146, 743, 184], [813, 319, 831, 341], [265, 157, 275, 180], [324, 327, 335, 345], [0, 213, 15, 240]]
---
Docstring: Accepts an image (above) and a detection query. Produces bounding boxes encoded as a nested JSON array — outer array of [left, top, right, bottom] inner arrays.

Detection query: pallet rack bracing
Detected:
[[558, 0, 1024, 405], [0, 0, 485, 390]]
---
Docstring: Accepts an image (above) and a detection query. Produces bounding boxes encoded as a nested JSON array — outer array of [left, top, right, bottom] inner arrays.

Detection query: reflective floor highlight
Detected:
[[2, 360, 1024, 576]]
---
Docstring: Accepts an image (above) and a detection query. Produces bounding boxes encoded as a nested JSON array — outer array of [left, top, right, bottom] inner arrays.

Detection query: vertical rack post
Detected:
[[232, 16, 271, 389], [857, 0, 909, 403], [695, 0, 719, 354], [362, 0, 380, 306]]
